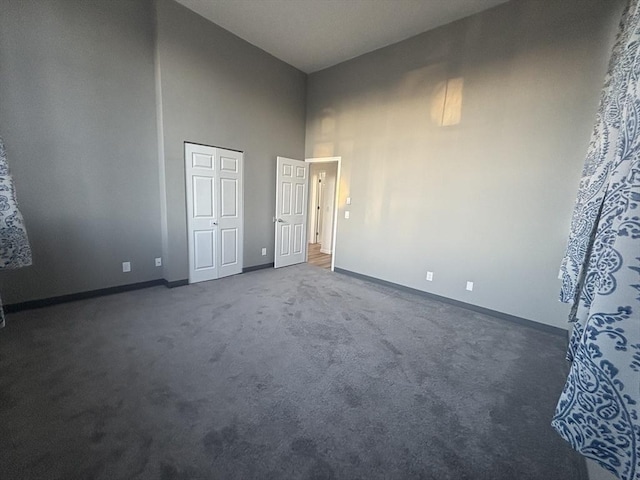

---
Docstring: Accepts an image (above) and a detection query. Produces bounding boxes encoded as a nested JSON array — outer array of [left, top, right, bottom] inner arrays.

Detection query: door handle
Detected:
[[210, 220, 218, 226], [276, 218, 285, 223]]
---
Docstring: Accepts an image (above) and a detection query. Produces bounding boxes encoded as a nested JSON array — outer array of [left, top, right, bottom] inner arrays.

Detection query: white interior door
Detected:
[[185, 143, 243, 283], [320, 171, 335, 254], [217, 149, 243, 279], [274, 156, 308, 268], [308, 170, 323, 245]]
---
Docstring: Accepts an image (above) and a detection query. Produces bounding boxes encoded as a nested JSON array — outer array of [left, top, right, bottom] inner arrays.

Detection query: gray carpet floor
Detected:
[[0, 264, 585, 480]]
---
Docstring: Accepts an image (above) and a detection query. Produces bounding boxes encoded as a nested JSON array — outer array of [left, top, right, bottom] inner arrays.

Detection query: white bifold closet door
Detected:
[[185, 143, 243, 283]]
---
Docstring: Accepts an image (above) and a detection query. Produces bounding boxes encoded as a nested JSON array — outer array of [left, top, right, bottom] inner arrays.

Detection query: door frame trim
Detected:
[[305, 156, 341, 271]]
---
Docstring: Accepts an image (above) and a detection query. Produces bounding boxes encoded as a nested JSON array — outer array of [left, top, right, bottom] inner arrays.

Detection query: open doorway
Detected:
[[305, 156, 341, 271]]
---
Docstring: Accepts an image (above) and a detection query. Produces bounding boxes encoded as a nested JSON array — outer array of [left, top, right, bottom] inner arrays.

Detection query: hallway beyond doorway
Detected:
[[307, 243, 331, 270]]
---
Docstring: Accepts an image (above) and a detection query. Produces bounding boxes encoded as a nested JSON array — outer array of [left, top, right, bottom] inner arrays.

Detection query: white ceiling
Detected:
[[173, 0, 510, 73]]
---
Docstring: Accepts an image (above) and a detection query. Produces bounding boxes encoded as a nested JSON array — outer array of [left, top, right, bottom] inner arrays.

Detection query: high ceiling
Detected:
[[173, 0, 510, 73]]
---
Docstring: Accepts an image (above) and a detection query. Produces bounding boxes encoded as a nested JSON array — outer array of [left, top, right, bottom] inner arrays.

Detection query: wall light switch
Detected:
[[155, 257, 162, 267], [346, 197, 351, 205], [122, 261, 131, 273], [345, 211, 350, 219], [426, 271, 434, 281], [466, 281, 474, 291], [261, 248, 267, 256]]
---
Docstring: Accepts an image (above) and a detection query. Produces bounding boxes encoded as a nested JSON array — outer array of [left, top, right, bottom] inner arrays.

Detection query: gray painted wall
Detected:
[[587, 460, 618, 480], [305, 0, 625, 329], [155, 0, 307, 282], [0, 0, 306, 304], [0, 0, 623, 332], [0, 0, 162, 304]]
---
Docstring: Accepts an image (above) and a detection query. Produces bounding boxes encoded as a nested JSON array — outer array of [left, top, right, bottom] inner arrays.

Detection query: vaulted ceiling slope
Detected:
[[173, 0, 510, 73]]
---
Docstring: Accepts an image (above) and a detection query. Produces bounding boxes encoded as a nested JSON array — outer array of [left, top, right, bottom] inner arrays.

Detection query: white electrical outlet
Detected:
[[345, 211, 350, 219], [122, 261, 131, 273], [155, 257, 162, 267], [426, 271, 434, 281], [261, 248, 267, 256], [466, 281, 474, 291]]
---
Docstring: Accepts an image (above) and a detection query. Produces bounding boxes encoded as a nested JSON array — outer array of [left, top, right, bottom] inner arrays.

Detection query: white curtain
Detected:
[[0, 137, 33, 327], [552, 1, 640, 479]]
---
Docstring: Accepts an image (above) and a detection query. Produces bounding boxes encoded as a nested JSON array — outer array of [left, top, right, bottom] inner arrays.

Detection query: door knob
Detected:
[[277, 218, 285, 223]]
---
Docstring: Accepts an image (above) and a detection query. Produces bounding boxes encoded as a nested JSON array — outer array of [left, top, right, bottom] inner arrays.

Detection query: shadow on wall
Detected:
[[432, 77, 464, 127]]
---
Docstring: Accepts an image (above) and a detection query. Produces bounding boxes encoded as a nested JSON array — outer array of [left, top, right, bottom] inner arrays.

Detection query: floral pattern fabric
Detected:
[[552, 2, 640, 479], [0, 137, 32, 327]]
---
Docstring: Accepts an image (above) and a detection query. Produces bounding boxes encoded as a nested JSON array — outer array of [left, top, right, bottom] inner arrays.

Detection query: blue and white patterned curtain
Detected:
[[552, 1, 640, 479], [0, 137, 32, 327]]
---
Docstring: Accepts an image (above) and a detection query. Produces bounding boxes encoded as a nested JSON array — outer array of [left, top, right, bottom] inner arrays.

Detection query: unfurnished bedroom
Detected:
[[0, 1, 637, 479]]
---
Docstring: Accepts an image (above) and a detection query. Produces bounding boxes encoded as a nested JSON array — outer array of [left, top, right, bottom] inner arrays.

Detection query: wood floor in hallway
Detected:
[[307, 243, 331, 270]]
